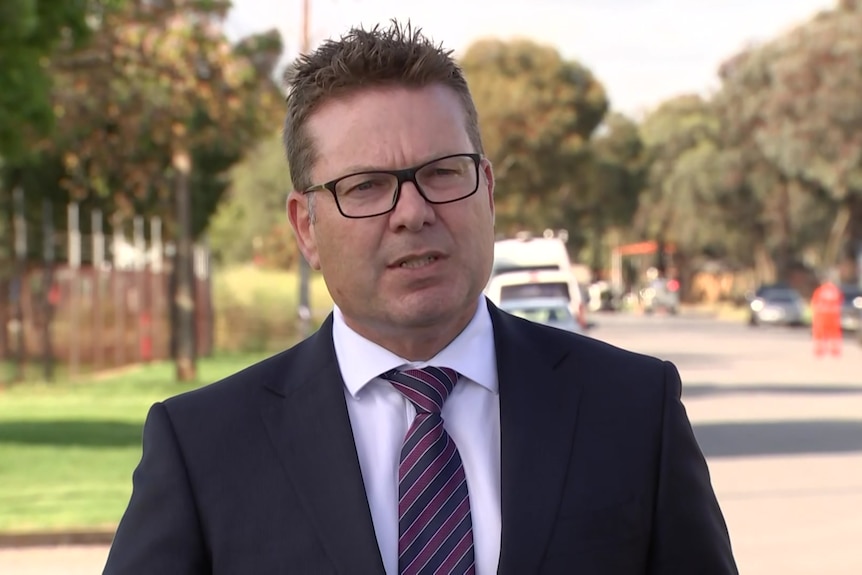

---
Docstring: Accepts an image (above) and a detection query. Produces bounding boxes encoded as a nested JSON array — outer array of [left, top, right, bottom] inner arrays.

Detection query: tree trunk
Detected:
[[823, 198, 852, 274], [753, 239, 776, 286], [173, 146, 197, 382], [40, 200, 55, 382], [774, 178, 793, 282], [12, 186, 27, 382], [0, 279, 8, 385], [844, 195, 862, 281], [0, 201, 10, 371]]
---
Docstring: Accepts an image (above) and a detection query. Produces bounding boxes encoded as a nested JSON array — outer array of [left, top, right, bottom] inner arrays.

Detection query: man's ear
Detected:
[[482, 158, 495, 218], [286, 191, 321, 270]]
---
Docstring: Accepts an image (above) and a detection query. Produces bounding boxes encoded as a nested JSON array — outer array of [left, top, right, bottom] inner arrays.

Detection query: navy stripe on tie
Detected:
[[383, 368, 475, 575]]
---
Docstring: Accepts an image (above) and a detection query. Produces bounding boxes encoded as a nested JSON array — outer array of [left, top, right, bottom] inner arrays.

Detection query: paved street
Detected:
[[2, 311, 860, 574], [590, 313, 862, 575]]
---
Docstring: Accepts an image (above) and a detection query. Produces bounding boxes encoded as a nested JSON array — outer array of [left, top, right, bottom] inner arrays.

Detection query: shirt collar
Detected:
[[332, 297, 498, 399]]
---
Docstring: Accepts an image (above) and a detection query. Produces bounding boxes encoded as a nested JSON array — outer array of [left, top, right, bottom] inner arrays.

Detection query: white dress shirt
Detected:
[[332, 299, 501, 575]]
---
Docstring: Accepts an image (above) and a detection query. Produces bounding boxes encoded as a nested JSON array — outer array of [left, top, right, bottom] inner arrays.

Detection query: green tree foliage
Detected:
[[0, 0, 117, 280], [636, 95, 723, 255], [1, 0, 284, 381], [3, 1, 283, 243], [209, 132, 297, 269], [710, 81, 818, 282], [460, 39, 609, 236], [717, 0, 862, 269], [47, 1, 281, 226], [0, 0, 106, 161], [576, 112, 647, 267]]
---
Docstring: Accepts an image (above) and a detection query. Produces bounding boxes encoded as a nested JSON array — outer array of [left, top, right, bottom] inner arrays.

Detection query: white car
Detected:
[[499, 297, 583, 334], [485, 269, 585, 327]]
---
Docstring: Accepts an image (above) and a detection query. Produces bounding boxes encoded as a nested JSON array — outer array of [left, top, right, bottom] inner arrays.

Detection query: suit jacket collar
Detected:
[[489, 299, 584, 575], [259, 315, 386, 574]]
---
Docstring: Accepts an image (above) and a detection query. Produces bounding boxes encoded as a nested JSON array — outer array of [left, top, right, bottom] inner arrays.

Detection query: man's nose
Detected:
[[389, 180, 435, 231]]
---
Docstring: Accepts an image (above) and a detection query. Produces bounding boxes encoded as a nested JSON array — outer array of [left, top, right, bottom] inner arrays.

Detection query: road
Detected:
[[2, 312, 860, 574], [591, 312, 862, 575]]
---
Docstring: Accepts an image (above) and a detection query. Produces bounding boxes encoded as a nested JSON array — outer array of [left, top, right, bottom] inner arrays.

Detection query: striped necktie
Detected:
[[383, 367, 476, 575]]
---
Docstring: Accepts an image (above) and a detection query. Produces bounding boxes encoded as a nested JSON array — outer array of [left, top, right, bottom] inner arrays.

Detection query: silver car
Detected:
[[748, 285, 806, 327], [840, 285, 862, 332], [640, 278, 680, 315]]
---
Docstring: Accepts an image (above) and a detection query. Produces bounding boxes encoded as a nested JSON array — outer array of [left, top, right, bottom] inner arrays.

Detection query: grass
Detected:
[[211, 264, 335, 353], [0, 353, 269, 534], [0, 263, 335, 534]]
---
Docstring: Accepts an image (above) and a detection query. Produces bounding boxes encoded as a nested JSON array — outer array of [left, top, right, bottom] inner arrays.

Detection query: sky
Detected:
[[224, 0, 836, 118]]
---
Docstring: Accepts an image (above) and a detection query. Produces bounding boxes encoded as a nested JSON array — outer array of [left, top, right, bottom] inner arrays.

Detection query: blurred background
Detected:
[[0, 1, 861, 573]]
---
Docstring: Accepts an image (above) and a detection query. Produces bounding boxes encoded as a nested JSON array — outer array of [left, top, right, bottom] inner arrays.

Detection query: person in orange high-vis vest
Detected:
[[811, 280, 844, 356]]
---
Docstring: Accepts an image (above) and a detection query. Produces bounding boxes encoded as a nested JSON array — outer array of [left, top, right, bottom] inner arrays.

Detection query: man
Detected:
[[104, 21, 737, 574], [811, 274, 844, 357]]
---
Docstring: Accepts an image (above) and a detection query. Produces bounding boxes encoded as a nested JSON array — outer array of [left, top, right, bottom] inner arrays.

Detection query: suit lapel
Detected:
[[489, 303, 584, 575], [259, 316, 385, 574]]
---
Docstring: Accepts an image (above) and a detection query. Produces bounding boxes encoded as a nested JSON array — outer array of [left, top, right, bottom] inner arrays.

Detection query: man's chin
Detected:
[[390, 292, 475, 328]]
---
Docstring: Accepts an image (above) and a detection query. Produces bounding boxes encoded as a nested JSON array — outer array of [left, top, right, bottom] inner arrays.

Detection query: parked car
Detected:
[[640, 278, 680, 315], [499, 297, 583, 334], [588, 281, 621, 312], [840, 285, 862, 332], [748, 284, 806, 327]]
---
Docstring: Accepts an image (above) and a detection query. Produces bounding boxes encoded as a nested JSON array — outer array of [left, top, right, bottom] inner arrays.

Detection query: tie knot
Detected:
[[384, 366, 458, 413]]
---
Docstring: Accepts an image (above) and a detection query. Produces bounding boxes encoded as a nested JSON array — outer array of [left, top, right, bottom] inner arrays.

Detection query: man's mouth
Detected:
[[398, 255, 439, 269]]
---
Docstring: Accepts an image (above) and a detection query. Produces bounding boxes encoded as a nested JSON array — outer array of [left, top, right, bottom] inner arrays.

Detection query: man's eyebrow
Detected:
[[337, 164, 385, 175], [336, 153, 463, 176]]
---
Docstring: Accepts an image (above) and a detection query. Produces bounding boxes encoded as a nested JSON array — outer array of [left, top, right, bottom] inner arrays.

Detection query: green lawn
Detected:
[[0, 353, 269, 534], [0, 264, 333, 534]]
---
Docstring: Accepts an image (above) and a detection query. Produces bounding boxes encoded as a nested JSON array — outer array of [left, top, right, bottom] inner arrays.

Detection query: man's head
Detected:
[[283, 20, 496, 360], [283, 21, 484, 193]]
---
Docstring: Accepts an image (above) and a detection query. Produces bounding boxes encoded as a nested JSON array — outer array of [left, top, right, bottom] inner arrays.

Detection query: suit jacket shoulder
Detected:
[[162, 319, 335, 420], [105, 315, 387, 574]]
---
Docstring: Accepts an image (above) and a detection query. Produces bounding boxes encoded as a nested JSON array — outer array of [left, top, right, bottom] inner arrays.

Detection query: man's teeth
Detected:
[[400, 256, 437, 268]]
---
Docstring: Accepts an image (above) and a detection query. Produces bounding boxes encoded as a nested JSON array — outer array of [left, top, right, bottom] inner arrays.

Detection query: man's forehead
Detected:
[[306, 87, 471, 179]]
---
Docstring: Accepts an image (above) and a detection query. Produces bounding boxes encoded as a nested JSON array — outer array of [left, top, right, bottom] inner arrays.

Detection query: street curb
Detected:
[[0, 530, 114, 549]]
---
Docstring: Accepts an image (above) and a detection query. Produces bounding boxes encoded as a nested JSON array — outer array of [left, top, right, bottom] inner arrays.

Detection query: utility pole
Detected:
[[296, 0, 313, 339], [173, 143, 197, 382], [302, 0, 310, 53]]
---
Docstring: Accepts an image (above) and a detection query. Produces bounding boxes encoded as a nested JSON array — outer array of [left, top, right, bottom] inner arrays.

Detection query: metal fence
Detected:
[[0, 193, 212, 382]]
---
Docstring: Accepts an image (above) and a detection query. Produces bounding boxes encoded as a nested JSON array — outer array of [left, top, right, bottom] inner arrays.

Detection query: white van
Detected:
[[486, 269, 575, 305], [491, 235, 573, 277], [486, 234, 585, 326]]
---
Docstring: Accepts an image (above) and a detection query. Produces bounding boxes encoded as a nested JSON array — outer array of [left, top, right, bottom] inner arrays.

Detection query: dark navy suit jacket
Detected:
[[104, 299, 737, 574]]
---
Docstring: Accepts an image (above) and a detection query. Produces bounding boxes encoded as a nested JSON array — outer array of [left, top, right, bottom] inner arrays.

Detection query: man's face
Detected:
[[287, 84, 496, 353]]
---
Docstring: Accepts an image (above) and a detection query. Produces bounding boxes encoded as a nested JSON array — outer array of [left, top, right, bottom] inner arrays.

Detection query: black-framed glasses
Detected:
[[302, 153, 482, 219]]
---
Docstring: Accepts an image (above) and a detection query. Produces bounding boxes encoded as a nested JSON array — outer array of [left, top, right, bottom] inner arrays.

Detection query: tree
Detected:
[[34, 0, 284, 381], [460, 39, 609, 237], [577, 113, 647, 271], [637, 96, 722, 250], [0, 0, 109, 162], [718, 1, 862, 272], [0, 0, 121, 302], [634, 95, 736, 292], [711, 70, 821, 283], [209, 132, 297, 268]]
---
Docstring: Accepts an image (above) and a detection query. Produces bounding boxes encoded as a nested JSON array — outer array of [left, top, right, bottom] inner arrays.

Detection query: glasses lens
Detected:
[[334, 173, 398, 217], [416, 155, 478, 203], [329, 155, 479, 218]]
